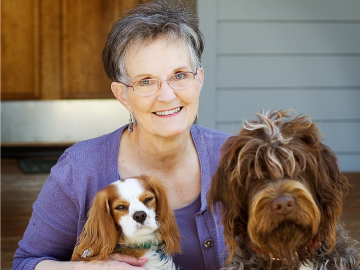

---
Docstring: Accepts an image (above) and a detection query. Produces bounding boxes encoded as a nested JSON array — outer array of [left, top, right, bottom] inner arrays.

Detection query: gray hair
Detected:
[[102, 1, 204, 84]]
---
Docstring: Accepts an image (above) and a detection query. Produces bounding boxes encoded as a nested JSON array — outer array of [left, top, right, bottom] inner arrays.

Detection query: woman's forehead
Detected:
[[125, 37, 192, 77]]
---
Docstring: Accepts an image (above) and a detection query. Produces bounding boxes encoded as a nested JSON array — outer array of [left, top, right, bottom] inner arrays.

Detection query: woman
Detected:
[[13, 2, 230, 270]]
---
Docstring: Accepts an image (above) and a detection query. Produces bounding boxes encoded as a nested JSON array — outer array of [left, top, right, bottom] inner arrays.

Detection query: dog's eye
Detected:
[[144, 197, 153, 204], [115, 205, 127, 210]]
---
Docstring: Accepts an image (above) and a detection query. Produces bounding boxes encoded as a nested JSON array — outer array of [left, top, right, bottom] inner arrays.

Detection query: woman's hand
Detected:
[[35, 255, 147, 270], [108, 253, 147, 268], [85, 255, 147, 269]]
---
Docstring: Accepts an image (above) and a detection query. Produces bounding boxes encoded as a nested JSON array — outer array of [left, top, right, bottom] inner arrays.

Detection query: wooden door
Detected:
[[1, 0, 149, 100], [1, 0, 41, 99]]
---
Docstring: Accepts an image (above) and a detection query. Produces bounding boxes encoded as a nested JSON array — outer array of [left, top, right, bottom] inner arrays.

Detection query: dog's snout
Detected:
[[271, 195, 295, 214], [133, 211, 147, 223]]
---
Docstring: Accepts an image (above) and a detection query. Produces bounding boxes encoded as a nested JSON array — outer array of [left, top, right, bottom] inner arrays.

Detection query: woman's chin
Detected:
[[155, 126, 189, 138], [153, 122, 192, 138], [148, 115, 194, 138]]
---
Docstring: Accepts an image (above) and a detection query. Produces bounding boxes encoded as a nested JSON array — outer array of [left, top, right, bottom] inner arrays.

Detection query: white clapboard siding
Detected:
[[218, 56, 360, 88], [218, 0, 360, 21], [198, 0, 360, 171], [218, 23, 360, 54], [216, 89, 360, 122], [337, 155, 360, 172]]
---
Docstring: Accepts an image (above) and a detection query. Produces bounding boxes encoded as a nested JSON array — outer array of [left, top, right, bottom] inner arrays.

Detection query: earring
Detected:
[[128, 112, 135, 133], [196, 113, 199, 120]]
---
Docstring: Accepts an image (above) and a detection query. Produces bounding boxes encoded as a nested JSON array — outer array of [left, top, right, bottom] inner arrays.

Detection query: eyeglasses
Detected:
[[121, 70, 198, 97]]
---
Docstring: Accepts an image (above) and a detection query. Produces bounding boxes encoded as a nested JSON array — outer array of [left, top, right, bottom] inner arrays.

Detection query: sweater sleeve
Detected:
[[13, 152, 80, 270]]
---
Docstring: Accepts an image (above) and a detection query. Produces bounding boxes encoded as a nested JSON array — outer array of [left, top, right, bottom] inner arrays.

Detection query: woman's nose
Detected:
[[156, 81, 177, 101]]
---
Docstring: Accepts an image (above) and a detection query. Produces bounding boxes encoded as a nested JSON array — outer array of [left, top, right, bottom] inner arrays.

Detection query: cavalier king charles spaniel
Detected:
[[208, 110, 360, 270], [72, 175, 181, 270]]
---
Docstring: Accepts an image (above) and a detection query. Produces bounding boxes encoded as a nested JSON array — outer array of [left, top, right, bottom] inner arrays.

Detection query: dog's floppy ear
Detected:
[[291, 118, 350, 252], [316, 142, 349, 251], [147, 176, 181, 255], [71, 189, 119, 261], [289, 118, 349, 252], [207, 135, 250, 262]]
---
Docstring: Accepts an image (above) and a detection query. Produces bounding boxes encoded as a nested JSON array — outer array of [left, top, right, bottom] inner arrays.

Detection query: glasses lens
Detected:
[[133, 79, 159, 96], [169, 72, 195, 90]]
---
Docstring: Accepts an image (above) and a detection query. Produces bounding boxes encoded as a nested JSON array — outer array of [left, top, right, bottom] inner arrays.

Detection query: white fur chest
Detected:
[[299, 262, 313, 270], [142, 246, 178, 270]]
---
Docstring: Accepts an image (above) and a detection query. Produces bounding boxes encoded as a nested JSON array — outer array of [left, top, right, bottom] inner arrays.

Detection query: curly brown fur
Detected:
[[224, 225, 360, 270], [207, 110, 360, 269]]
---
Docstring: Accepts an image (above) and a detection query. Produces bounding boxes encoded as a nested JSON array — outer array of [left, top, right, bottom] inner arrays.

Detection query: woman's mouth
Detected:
[[153, 107, 182, 116]]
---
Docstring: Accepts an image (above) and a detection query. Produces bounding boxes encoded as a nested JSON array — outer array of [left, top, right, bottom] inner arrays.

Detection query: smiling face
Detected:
[[107, 178, 159, 244], [111, 36, 204, 139]]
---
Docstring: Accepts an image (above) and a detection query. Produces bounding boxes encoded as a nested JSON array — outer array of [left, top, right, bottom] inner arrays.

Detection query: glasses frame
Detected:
[[120, 70, 198, 97]]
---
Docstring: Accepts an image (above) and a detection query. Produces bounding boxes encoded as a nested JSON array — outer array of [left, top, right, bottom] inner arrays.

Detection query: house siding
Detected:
[[198, 0, 360, 171]]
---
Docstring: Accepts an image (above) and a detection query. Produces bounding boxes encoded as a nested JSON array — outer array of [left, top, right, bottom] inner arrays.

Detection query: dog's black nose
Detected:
[[271, 195, 295, 214], [133, 211, 147, 223]]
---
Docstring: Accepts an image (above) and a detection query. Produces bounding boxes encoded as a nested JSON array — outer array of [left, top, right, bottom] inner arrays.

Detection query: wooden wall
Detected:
[[1, 0, 149, 100], [198, 0, 360, 171]]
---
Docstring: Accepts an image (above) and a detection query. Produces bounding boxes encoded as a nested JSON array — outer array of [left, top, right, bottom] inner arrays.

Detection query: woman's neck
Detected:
[[122, 127, 193, 175]]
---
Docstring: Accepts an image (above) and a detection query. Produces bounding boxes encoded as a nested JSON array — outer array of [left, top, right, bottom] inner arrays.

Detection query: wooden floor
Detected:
[[1, 159, 360, 269]]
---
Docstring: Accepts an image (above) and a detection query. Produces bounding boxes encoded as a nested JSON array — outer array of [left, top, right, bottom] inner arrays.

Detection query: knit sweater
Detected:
[[13, 124, 231, 270]]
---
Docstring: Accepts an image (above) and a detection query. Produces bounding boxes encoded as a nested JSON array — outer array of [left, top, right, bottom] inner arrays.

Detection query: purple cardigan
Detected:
[[13, 124, 230, 270]]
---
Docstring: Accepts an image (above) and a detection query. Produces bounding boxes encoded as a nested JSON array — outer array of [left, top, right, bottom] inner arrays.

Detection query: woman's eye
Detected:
[[174, 72, 188, 80], [138, 79, 151, 86], [116, 205, 127, 210]]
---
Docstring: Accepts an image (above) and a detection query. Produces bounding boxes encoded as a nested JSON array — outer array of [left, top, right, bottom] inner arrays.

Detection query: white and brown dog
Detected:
[[72, 175, 181, 270], [208, 110, 360, 270]]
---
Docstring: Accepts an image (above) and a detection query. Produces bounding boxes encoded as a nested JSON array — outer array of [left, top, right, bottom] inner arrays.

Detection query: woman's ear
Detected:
[[197, 67, 204, 95], [111, 82, 132, 111]]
